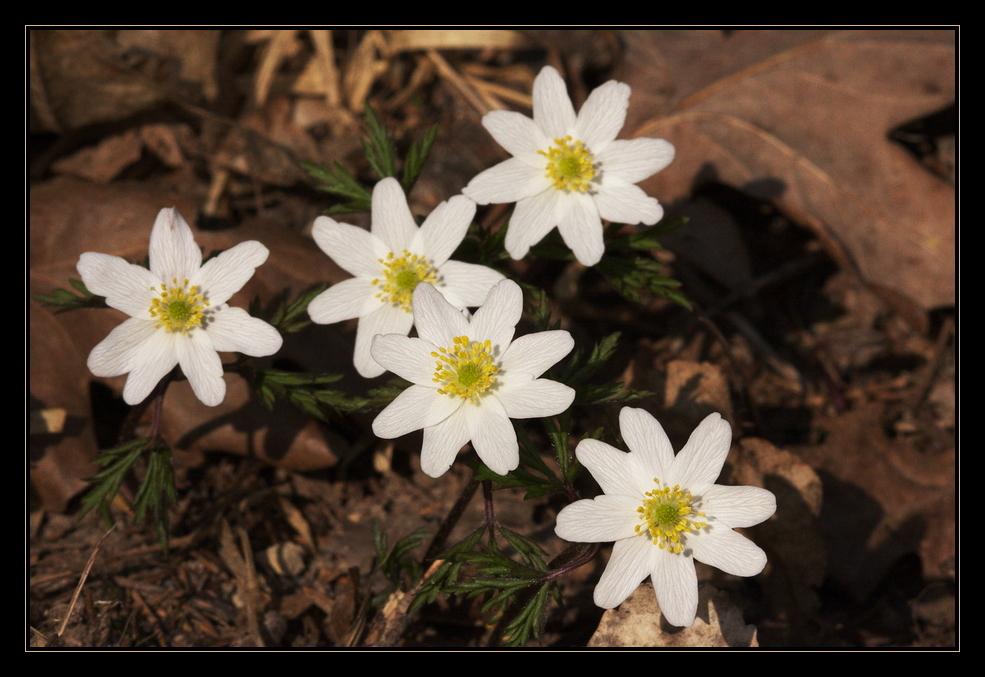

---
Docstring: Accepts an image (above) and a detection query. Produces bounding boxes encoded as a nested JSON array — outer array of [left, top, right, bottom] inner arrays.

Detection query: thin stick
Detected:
[[426, 49, 493, 116], [56, 522, 118, 638]]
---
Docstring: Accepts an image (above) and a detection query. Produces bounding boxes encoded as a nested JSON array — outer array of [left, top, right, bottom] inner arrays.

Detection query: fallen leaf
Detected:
[[30, 29, 219, 132], [663, 359, 735, 431], [29, 300, 98, 512], [588, 583, 758, 647], [627, 30, 955, 311], [51, 129, 144, 183], [617, 30, 835, 128], [214, 96, 323, 187], [730, 438, 826, 624], [794, 400, 954, 600]]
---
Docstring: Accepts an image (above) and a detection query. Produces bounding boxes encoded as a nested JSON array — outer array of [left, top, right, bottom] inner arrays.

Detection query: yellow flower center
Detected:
[[432, 336, 499, 402], [634, 478, 708, 554], [539, 135, 597, 193], [372, 250, 440, 312], [148, 278, 210, 334]]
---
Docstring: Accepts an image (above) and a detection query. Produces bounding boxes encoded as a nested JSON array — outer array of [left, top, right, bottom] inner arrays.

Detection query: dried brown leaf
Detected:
[[731, 438, 825, 623], [30, 300, 98, 512], [30, 29, 219, 132], [51, 129, 144, 183], [628, 30, 955, 311], [214, 97, 322, 186], [617, 30, 835, 130], [795, 401, 954, 599], [588, 583, 758, 647]]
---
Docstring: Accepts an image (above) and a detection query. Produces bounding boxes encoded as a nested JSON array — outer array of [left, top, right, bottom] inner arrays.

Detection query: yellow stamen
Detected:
[[538, 135, 597, 193], [431, 335, 499, 403], [634, 478, 708, 554], [148, 277, 210, 334], [373, 250, 440, 312]]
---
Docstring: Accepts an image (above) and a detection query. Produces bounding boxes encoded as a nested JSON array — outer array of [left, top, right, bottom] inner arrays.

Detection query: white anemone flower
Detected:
[[371, 279, 575, 478], [77, 207, 283, 407], [555, 408, 776, 627], [308, 177, 505, 378], [463, 65, 675, 267]]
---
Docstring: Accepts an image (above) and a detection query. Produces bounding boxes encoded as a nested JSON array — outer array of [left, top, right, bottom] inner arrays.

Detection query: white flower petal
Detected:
[[371, 334, 437, 385], [699, 485, 776, 528], [412, 283, 469, 349], [370, 177, 418, 252], [557, 192, 604, 266], [435, 261, 505, 308], [558, 407, 774, 618], [193, 240, 269, 306], [575, 80, 630, 151], [500, 330, 573, 378], [594, 535, 653, 609], [148, 207, 202, 280], [80, 206, 273, 409], [555, 495, 641, 543], [504, 190, 563, 260], [421, 410, 472, 478], [466, 65, 673, 265], [418, 195, 476, 266], [467, 279, 521, 352], [670, 413, 733, 496], [87, 317, 160, 377], [688, 526, 768, 578], [597, 138, 675, 184], [533, 66, 576, 139], [353, 304, 415, 378], [575, 438, 646, 498], [499, 378, 574, 419], [651, 547, 699, 627], [176, 330, 225, 406], [307, 277, 378, 325], [618, 407, 675, 480], [77, 252, 160, 319], [120, 331, 179, 405], [593, 182, 664, 226], [463, 158, 549, 205], [312, 217, 388, 278], [465, 396, 518, 475], [481, 109, 551, 164], [207, 307, 282, 357], [373, 385, 459, 439]]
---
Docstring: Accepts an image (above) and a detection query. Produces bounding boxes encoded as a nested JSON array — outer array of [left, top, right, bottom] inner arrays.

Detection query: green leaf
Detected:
[[596, 254, 690, 309], [34, 279, 107, 313], [78, 439, 147, 519], [362, 106, 397, 181], [409, 522, 561, 645], [402, 124, 439, 193], [132, 445, 176, 552], [563, 332, 621, 385], [246, 366, 397, 419], [251, 282, 328, 338], [499, 583, 557, 647], [79, 439, 178, 552], [303, 161, 373, 214]]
